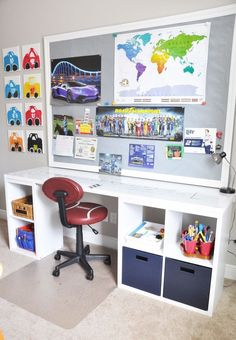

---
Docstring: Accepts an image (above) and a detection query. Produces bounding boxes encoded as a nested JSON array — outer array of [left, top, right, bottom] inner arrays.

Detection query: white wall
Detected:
[[0, 0, 236, 265]]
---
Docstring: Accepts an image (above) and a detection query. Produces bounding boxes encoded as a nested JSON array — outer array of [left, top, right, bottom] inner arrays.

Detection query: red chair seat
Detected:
[[66, 202, 108, 225]]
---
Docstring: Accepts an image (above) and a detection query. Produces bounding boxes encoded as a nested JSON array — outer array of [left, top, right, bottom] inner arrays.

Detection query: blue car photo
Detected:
[[51, 81, 99, 103], [5, 80, 20, 99], [7, 106, 22, 126], [4, 51, 19, 72]]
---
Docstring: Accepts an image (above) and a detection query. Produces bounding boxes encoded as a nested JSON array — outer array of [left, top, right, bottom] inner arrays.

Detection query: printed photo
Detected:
[[166, 145, 183, 159], [129, 144, 155, 168], [53, 114, 75, 137], [99, 153, 122, 175], [184, 128, 216, 154], [96, 106, 184, 141], [51, 55, 101, 104], [76, 119, 94, 135]]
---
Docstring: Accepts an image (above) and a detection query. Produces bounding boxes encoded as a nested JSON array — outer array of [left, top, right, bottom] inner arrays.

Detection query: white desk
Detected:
[[4, 166, 234, 316]]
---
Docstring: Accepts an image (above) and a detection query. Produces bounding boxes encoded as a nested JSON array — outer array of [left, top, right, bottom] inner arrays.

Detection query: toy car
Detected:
[[25, 106, 42, 126], [5, 80, 20, 98], [51, 81, 99, 103], [27, 133, 43, 153], [4, 51, 19, 72], [24, 77, 40, 98], [22, 48, 40, 69], [7, 106, 22, 126], [9, 133, 23, 152]]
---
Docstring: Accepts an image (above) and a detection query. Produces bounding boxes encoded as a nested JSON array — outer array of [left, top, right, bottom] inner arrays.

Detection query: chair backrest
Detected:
[[42, 177, 84, 206]]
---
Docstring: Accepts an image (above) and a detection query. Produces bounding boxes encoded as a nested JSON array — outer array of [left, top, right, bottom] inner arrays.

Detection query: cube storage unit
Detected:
[[122, 246, 163, 295], [118, 192, 233, 316], [4, 174, 64, 259], [163, 258, 212, 310]]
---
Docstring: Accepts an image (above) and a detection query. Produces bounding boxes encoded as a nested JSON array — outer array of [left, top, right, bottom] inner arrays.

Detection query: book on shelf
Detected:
[[125, 221, 164, 249]]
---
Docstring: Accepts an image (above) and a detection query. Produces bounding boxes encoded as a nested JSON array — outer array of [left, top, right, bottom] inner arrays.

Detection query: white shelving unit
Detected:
[[5, 176, 64, 260], [117, 195, 233, 316], [4, 166, 235, 315]]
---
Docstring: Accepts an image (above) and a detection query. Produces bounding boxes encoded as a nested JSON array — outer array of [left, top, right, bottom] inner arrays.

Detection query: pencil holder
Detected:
[[184, 240, 197, 254], [199, 241, 214, 257]]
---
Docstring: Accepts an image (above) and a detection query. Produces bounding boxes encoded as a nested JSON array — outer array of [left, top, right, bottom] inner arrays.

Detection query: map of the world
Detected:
[[114, 22, 211, 104]]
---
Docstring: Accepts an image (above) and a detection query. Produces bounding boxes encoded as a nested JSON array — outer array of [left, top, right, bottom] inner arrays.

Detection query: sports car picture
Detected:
[[52, 81, 99, 103], [51, 55, 101, 104]]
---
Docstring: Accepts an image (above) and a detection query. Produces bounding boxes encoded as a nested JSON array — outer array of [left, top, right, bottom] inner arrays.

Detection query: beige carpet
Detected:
[[0, 237, 116, 329]]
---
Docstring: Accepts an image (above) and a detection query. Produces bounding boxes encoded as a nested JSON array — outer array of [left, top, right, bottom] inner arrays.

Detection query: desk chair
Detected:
[[42, 177, 111, 280]]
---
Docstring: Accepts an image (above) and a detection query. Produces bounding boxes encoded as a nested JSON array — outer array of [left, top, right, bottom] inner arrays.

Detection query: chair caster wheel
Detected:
[[104, 257, 111, 265], [84, 245, 90, 255], [54, 253, 61, 260], [52, 269, 60, 277], [86, 271, 94, 281]]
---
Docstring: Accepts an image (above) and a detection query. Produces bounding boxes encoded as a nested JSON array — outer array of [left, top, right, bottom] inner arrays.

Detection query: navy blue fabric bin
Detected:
[[163, 257, 212, 310], [16, 224, 35, 252], [122, 246, 163, 295]]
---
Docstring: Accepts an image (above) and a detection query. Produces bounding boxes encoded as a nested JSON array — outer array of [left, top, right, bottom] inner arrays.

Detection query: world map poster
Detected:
[[114, 22, 211, 105]]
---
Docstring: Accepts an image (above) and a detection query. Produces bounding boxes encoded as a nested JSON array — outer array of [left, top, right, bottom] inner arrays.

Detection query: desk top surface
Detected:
[[5, 166, 235, 215]]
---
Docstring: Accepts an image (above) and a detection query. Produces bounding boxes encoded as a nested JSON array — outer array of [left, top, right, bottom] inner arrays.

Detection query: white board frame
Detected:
[[44, 4, 236, 188]]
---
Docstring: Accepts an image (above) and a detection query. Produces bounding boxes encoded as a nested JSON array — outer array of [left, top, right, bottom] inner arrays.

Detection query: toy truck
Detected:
[[24, 76, 40, 98], [7, 106, 22, 126], [22, 48, 40, 69], [5, 80, 20, 98], [9, 133, 23, 152], [4, 51, 19, 72], [25, 106, 42, 126], [27, 133, 43, 153]]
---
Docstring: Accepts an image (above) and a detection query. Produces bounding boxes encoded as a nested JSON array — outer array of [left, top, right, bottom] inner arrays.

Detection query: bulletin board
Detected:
[[44, 5, 236, 188]]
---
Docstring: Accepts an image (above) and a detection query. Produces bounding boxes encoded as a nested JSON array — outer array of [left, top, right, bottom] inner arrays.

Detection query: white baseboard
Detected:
[[225, 264, 236, 280], [0, 209, 7, 220]]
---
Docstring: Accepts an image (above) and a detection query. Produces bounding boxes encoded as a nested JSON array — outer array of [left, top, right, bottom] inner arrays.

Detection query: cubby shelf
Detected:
[[10, 215, 34, 223], [5, 175, 64, 260], [117, 196, 232, 316], [164, 242, 213, 268]]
